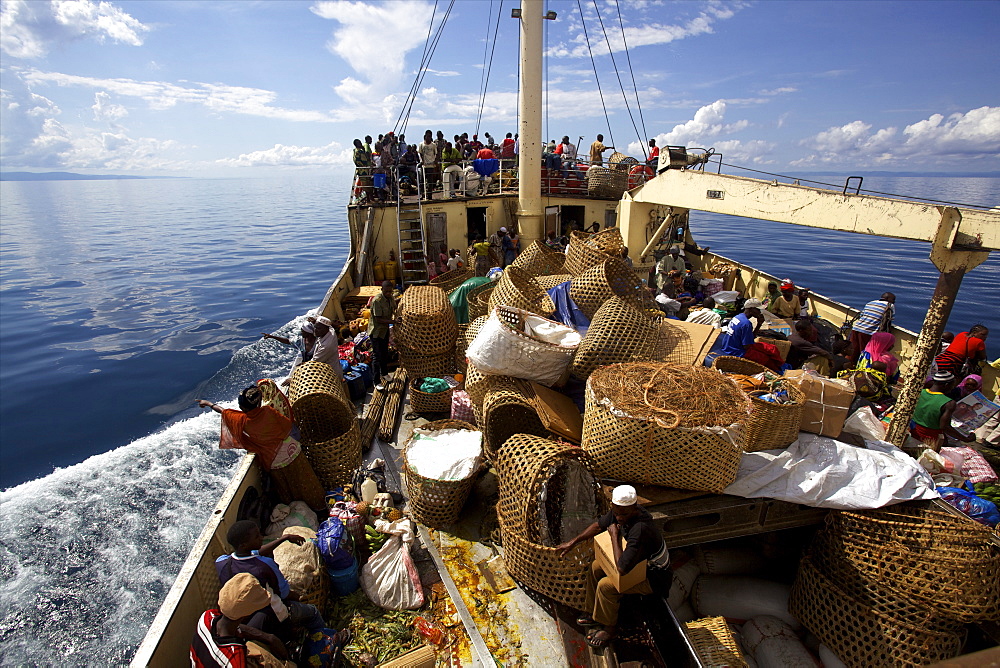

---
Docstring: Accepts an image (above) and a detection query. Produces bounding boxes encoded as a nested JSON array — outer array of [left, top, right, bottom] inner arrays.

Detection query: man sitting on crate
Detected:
[[557, 485, 670, 649]]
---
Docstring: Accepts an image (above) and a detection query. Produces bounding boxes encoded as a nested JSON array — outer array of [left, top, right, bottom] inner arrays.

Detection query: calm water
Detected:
[[0, 171, 996, 664]]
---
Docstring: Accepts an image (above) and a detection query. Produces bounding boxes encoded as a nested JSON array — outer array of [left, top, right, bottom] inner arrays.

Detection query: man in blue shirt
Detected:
[[705, 298, 763, 366], [215, 520, 325, 633]]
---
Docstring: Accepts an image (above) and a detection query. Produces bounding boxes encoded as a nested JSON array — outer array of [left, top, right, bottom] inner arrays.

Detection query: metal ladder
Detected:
[[396, 193, 428, 288]]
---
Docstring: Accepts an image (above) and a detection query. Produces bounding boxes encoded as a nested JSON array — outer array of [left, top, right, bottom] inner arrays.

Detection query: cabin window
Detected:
[[560, 205, 585, 235], [467, 207, 487, 243], [605, 209, 617, 229]]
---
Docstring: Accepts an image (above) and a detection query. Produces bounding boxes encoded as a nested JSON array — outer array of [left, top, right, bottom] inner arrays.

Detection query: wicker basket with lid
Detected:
[[394, 285, 458, 356]]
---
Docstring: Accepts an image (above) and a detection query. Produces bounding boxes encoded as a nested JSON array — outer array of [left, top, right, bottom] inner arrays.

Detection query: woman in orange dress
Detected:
[[198, 386, 326, 511]]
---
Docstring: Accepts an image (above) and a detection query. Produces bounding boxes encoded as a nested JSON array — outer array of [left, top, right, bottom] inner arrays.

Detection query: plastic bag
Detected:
[[918, 448, 955, 475], [265, 501, 319, 538], [937, 485, 1000, 527], [316, 517, 354, 570], [360, 519, 425, 610], [842, 406, 887, 442]]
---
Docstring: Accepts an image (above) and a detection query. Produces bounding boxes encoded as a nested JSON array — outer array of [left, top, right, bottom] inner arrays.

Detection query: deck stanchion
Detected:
[[886, 209, 990, 446]]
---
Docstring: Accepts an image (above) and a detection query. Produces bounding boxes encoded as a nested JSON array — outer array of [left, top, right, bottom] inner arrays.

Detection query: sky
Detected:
[[1, 0, 998, 176]]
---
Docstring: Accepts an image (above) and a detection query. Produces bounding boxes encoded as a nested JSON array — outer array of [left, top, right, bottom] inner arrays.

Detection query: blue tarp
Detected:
[[546, 282, 590, 336]]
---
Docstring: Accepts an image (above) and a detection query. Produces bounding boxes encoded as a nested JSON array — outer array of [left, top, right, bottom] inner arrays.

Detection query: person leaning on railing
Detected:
[[352, 139, 372, 200]]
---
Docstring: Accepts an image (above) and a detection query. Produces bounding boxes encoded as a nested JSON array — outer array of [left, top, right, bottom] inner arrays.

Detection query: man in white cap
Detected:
[[911, 371, 974, 446], [556, 484, 669, 649], [310, 315, 344, 380], [718, 298, 764, 357]]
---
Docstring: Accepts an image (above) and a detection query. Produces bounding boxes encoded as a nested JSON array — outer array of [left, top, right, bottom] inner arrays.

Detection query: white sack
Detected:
[[692, 576, 800, 630], [465, 309, 579, 386], [841, 406, 887, 441], [742, 616, 819, 667], [723, 434, 938, 509], [265, 501, 319, 538], [405, 428, 482, 481], [360, 519, 425, 610]]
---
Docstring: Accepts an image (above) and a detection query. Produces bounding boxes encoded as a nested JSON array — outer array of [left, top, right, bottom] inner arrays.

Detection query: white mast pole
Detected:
[[516, 0, 544, 243]]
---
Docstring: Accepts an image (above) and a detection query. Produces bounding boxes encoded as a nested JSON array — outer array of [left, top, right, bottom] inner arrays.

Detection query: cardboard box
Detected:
[[593, 531, 647, 593], [783, 369, 855, 437]]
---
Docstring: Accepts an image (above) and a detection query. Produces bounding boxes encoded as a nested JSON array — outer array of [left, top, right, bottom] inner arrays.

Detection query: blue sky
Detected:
[[1, 0, 998, 176]]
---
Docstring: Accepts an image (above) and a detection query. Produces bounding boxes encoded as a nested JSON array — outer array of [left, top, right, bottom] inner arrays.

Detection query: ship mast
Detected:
[[515, 0, 548, 244]]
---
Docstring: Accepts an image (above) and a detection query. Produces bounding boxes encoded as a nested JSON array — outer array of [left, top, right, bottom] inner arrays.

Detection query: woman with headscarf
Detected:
[[197, 386, 326, 511], [858, 331, 900, 383], [948, 374, 982, 401]]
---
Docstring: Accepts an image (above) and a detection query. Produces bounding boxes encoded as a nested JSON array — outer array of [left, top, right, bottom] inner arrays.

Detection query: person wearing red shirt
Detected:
[[647, 138, 660, 170], [935, 325, 988, 375]]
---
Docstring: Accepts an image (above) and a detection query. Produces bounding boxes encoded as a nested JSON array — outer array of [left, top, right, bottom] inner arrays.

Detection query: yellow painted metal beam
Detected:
[[627, 170, 999, 251]]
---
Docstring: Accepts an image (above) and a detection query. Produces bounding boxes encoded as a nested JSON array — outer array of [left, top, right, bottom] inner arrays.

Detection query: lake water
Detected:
[[0, 171, 996, 664]]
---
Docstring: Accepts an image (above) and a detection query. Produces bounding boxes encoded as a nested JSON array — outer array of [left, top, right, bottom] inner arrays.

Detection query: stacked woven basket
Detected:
[[402, 419, 481, 528], [712, 356, 805, 451], [789, 504, 1000, 667], [287, 361, 361, 490], [495, 435, 608, 611], [394, 285, 458, 377]]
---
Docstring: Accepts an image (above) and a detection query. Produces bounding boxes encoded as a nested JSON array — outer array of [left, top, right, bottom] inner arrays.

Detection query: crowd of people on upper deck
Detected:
[[351, 129, 662, 202]]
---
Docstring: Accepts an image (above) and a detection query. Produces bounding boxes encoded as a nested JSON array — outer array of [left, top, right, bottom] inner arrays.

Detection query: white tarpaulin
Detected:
[[405, 428, 482, 481], [723, 434, 938, 509]]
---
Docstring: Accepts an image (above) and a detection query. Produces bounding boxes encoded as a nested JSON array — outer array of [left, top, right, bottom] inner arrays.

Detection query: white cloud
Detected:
[[794, 107, 1000, 166], [426, 68, 459, 77], [91, 91, 126, 122], [218, 142, 350, 168], [760, 87, 797, 96], [547, 3, 741, 58], [0, 0, 149, 58], [19, 68, 335, 122]]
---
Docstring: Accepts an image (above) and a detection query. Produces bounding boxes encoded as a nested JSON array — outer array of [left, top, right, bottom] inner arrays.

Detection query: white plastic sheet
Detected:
[[723, 434, 938, 509], [405, 428, 482, 481]]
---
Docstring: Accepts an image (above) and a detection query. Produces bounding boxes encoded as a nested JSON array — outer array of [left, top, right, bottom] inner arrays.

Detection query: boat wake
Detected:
[[0, 317, 308, 665]]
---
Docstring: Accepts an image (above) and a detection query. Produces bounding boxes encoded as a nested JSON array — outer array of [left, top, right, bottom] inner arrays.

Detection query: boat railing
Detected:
[[349, 157, 631, 205]]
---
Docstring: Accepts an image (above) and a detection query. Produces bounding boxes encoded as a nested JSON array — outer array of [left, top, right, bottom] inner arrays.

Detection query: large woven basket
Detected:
[[569, 257, 644, 319], [608, 152, 639, 170], [409, 378, 454, 414], [466, 281, 497, 321], [467, 305, 579, 387], [509, 240, 566, 277], [455, 323, 469, 374], [565, 229, 624, 276], [397, 347, 455, 378], [581, 366, 748, 492], [287, 361, 355, 443], [789, 552, 966, 668], [712, 356, 804, 451], [394, 285, 458, 356], [534, 273, 572, 291], [571, 297, 661, 381], [481, 379, 550, 460], [464, 361, 523, 427], [402, 419, 481, 528], [825, 505, 1000, 622], [586, 167, 629, 199], [683, 617, 749, 668], [303, 420, 362, 490], [496, 435, 607, 611], [429, 267, 474, 294], [488, 266, 555, 316]]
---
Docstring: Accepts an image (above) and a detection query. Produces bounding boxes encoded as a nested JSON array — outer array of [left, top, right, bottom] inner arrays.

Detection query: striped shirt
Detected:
[[853, 299, 894, 335]]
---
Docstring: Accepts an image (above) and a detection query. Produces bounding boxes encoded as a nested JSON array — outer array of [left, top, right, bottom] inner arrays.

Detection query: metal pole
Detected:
[[516, 0, 543, 243]]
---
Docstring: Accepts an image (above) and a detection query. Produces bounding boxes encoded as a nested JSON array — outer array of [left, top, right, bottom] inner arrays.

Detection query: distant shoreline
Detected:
[[0, 172, 186, 182]]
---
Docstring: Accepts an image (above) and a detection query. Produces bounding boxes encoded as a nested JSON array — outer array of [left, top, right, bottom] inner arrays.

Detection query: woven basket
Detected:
[[303, 420, 362, 489], [464, 361, 523, 427], [429, 267, 474, 294], [684, 617, 749, 668], [608, 152, 639, 170], [586, 167, 629, 199], [789, 552, 966, 668], [565, 229, 624, 276], [394, 285, 458, 356], [295, 568, 331, 612], [571, 297, 661, 381], [466, 281, 497, 321], [509, 240, 566, 277], [581, 367, 747, 492], [488, 266, 555, 317], [287, 361, 355, 443], [496, 435, 607, 611], [409, 379, 454, 414], [402, 419, 481, 528], [455, 323, 469, 374], [712, 356, 804, 451], [825, 505, 1000, 622], [481, 379, 550, 461], [397, 347, 455, 377], [534, 273, 572, 291], [569, 257, 645, 319]]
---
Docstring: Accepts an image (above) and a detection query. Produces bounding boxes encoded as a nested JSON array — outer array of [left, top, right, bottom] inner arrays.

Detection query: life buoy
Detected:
[[628, 165, 653, 189]]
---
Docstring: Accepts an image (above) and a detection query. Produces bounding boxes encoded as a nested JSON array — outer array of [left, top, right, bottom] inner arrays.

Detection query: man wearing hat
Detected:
[[310, 315, 344, 380], [703, 298, 764, 367], [911, 371, 975, 446], [769, 279, 801, 319], [556, 485, 669, 649], [190, 572, 293, 667]]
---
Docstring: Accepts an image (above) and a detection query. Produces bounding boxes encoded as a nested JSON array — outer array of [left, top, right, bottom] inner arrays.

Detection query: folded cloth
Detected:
[[419, 377, 451, 394]]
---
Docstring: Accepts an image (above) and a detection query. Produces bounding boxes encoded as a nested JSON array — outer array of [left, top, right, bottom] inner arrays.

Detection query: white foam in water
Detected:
[[0, 319, 308, 664]]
